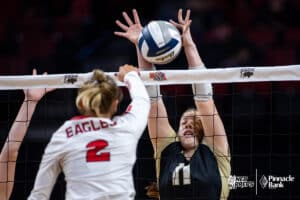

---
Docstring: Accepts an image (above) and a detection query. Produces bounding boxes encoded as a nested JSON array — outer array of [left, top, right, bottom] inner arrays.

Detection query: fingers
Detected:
[[122, 11, 134, 26], [177, 8, 191, 24], [178, 9, 184, 24], [114, 31, 127, 38], [132, 9, 141, 25], [184, 9, 191, 22], [187, 19, 192, 28], [117, 64, 139, 81], [115, 20, 129, 31], [32, 69, 54, 92], [169, 19, 180, 29], [32, 68, 49, 76], [117, 66, 124, 81], [32, 68, 37, 75]]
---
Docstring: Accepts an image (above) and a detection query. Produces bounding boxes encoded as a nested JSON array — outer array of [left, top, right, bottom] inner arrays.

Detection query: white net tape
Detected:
[[0, 65, 299, 89]]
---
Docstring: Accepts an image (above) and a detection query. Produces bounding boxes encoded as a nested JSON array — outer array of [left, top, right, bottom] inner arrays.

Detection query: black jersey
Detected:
[[159, 142, 221, 200]]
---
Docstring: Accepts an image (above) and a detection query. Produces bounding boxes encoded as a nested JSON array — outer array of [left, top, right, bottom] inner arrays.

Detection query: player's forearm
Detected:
[[3, 100, 38, 160], [124, 71, 149, 102], [184, 42, 204, 68], [196, 100, 229, 154]]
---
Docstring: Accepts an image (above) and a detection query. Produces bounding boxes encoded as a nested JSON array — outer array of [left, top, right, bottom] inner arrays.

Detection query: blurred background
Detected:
[[0, 0, 300, 199]]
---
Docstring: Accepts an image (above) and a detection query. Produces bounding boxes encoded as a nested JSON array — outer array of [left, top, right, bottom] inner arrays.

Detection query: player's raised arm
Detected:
[[117, 64, 150, 135], [115, 9, 176, 153], [171, 9, 229, 155], [0, 69, 53, 200]]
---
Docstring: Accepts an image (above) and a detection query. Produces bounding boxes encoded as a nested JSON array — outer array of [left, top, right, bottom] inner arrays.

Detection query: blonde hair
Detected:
[[76, 69, 119, 117]]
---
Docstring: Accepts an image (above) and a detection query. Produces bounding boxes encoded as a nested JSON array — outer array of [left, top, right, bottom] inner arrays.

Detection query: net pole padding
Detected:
[[0, 65, 299, 90]]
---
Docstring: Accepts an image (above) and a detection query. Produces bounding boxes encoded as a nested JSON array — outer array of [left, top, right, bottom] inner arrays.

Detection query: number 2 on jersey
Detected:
[[86, 140, 110, 162]]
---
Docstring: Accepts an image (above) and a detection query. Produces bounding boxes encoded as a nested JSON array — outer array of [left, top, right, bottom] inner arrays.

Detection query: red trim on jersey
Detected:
[[125, 104, 132, 113], [70, 115, 89, 120]]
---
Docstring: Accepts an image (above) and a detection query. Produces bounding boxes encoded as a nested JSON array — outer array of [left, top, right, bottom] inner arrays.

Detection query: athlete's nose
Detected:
[[184, 121, 193, 129]]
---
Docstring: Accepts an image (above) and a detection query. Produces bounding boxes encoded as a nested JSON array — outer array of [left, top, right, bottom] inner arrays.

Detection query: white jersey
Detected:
[[28, 72, 150, 200]]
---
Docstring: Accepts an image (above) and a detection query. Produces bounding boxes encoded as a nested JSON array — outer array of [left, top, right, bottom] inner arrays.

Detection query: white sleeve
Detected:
[[28, 133, 64, 200], [122, 71, 150, 136]]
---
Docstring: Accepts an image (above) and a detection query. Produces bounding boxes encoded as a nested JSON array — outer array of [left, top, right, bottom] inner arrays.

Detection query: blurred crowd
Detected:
[[1, 2, 300, 199], [0, 0, 299, 75]]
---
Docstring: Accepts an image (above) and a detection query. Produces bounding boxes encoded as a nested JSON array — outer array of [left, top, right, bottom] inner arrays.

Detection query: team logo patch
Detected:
[[240, 68, 255, 78], [149, 71, 167, 81], [64, 75, 78, 84]]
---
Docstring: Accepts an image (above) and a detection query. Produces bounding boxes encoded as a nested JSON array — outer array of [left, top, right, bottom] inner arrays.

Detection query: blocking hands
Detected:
[[169, 9, 194, 47], [24, 69, 55, 102], [114, 9, 143, 45], [117, 64, 139, 82]]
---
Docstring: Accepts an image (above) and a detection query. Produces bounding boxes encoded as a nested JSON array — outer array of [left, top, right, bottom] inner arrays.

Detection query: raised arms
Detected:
[[171, 9, 229, 155]]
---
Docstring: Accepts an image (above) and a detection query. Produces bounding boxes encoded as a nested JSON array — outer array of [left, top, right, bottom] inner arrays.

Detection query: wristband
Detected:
[[190, 65, 213, 101], [141, 66, 162, 101]]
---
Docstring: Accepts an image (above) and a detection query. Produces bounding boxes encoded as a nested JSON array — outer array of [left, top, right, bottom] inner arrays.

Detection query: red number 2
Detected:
[[86, 140, 110, 162]]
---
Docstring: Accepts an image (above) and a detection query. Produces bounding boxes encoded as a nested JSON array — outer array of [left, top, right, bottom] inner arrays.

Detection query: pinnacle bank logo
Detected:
[[259, 175, 268, 189], [228, 171, 296, 196], [259, 174, 295, 189]]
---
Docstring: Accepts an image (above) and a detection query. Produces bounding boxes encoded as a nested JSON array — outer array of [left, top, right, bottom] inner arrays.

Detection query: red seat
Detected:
[[55, 16, 81, 37], [284, 28, 300, 46], [213, 83, 230, 95], [230, 1, 254, 28], [265, 48, 296, 66], [70, 0, 90, 21], [246, 28, 276, 49], [234, 82, 271, 97], [0, 56, 26, 75]]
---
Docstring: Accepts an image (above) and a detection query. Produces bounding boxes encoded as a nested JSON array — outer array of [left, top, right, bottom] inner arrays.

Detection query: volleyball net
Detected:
[[0, 65, 300, 199], [0, 65, 299, 89]]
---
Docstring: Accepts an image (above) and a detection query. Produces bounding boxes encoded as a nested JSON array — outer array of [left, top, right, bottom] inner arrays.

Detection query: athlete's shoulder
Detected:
[[161, 142, 181, 156]]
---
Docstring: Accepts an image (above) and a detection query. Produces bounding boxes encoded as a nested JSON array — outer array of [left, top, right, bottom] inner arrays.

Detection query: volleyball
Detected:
[[138, 20, 182, 65]]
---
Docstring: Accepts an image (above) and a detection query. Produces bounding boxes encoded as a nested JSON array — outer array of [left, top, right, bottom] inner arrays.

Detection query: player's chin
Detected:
[[181, 137, 197, 149]]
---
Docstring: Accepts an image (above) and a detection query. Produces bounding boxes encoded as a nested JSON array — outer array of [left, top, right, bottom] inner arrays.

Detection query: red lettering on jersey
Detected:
[[110, 121, 117, 127], [100, 120, 108, 128], [126, 104, 132, 113], [82, 121, 91, 132], [66, 120, 117, 139], [75, 124, 83, 135], [66, 127, 73, 138], [90, 120, 101, 131]]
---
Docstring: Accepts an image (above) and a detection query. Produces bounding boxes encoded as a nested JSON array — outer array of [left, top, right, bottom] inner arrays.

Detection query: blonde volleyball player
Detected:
[[115, 9, 231, 199], [0, 69, 53, 200], [28, 65, 150, 200]]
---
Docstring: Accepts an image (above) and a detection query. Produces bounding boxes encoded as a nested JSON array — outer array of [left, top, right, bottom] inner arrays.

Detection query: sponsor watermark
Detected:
[[228, 175, 255, 190], [229, 169, 295, 195], [259, 174, 295, 189]]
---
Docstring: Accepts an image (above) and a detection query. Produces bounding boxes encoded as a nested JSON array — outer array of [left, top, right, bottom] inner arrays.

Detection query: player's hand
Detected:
[[117, 64, 139, 82], [23, 69, 55, 102], [169, 9, 193, 47], [114, 9, 143, 45]]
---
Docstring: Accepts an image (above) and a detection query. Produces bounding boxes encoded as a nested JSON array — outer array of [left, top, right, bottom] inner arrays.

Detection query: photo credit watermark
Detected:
[[228, 169, 296, 195]]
